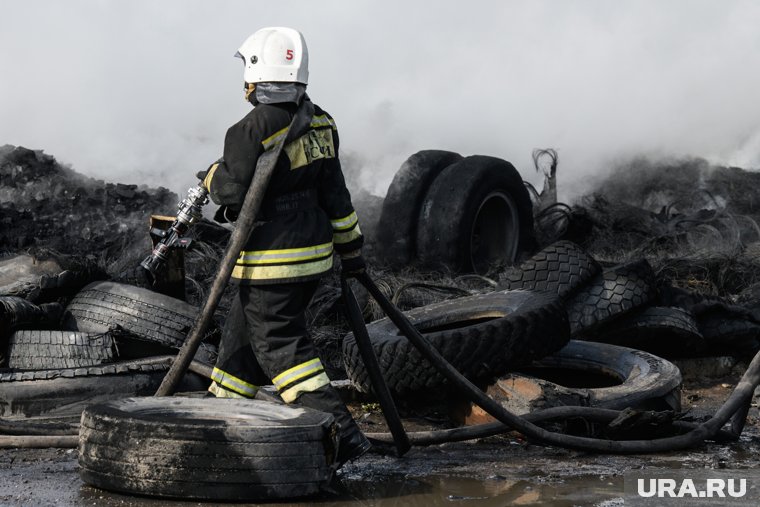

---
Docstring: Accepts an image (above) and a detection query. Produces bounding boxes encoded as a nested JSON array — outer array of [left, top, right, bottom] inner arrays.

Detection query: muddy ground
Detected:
[[1, 361, 759, 507]]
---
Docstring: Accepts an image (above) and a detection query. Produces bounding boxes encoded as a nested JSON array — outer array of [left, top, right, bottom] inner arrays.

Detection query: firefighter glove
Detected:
[[197, 160, 222, 190], [341, 250, 366, 277]]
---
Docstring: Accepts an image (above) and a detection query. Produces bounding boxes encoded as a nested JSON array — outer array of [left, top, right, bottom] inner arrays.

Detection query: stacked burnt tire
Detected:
[[2, 280, 340, 501], [0, 281, 213, 425], [376, 150, 536, 274], [498, 241, 760, 359]]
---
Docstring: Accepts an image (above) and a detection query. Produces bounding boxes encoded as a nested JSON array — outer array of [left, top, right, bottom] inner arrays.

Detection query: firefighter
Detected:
[[198, 27, 370, 465]]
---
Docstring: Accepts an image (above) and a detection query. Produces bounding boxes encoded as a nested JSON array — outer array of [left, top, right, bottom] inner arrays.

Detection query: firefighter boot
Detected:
[[294, 386, 371, 466]]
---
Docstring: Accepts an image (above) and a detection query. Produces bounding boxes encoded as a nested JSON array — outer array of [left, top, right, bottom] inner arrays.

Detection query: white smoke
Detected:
[[1, 0, 759, 200]]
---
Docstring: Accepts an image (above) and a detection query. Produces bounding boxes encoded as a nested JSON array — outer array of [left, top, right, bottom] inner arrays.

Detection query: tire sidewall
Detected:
[[418, 156, 533, 273], [377, 150, 462, 266]]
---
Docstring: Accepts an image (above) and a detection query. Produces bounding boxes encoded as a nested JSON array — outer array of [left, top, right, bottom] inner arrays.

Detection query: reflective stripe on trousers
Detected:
[[272, 357, 330, 403], [210, 367, 259, 398]]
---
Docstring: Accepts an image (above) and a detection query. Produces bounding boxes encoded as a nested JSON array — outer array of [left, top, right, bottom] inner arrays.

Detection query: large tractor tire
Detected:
[[497, 240, 601, 299], [566, 259, 657, 335], [343, 290, 569, 395], [376, 150, 463, 267], [79, 397, 337, 501], [416, 156, 536, 274]]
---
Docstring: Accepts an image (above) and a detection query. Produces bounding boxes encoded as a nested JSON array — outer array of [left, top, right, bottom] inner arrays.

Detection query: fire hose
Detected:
[[340, 276, 410, 456]]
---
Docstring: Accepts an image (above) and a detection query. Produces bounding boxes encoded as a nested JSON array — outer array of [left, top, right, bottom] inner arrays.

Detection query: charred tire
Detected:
[[497, 240, 601, 299], [7, 330, 116, 370], [0, 297, 62, 334], [62, 281, 203, 350], [698, 316, 760, 356], [79, 398, 337, 501], [0, 357, 206, 424], [416, 155, 536, 274], [376, 150, 463, 267], [566, 259, 657, 335], [587, 306, 705, 358], [343, 290, 570, 395], [514, 340, 682, 411]]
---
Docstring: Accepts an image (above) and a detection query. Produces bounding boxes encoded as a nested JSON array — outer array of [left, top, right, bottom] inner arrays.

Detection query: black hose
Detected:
[[0, 419, 79, 436], [366, 407, 739, 446], [356, 272, 759, 453], [0, 435, 78, 449], [341, 277, 410, 456]]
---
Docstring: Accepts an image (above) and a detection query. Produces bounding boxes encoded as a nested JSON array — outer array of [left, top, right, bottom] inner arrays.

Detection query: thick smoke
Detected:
[[1, 1, 759, 200]]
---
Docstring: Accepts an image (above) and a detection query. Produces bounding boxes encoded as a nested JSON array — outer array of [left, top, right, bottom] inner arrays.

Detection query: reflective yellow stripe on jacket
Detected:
[[309, 114, 337, 130], [232, 242, 334, 281], [331, 211, 362, 245], [262, 126, 290, 151]]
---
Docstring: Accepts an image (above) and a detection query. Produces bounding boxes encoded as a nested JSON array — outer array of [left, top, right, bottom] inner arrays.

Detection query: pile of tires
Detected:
[[376, 151, 536, 274], [500, 240, 760, 360], [345, 240, 747, 408], [499, 242, 665, 342], [342, 241, 611, 396], [1, 281, 213, 425]]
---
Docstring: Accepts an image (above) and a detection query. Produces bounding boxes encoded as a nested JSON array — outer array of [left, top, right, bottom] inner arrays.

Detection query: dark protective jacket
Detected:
[[202, 98, 363, 285]]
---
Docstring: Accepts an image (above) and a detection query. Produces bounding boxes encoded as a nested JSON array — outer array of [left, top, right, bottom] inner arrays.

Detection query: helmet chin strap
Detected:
[[244, 82, 256, 102]]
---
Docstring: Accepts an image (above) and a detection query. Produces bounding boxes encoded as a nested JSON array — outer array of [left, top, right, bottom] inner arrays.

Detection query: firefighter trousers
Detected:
[[210, 279, 370, 463], [211, 280, 334, 402]]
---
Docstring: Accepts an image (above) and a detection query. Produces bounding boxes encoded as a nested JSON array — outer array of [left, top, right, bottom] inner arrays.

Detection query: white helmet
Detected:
[[235, 27, 309, 84]]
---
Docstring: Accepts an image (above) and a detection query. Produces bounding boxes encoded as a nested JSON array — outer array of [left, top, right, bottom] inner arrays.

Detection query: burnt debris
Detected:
[[0, 145, 177, 259]]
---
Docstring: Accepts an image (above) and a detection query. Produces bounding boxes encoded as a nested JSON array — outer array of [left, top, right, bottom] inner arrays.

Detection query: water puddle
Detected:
[[325, 474, 623, 507], [75, 474, 624, 507]]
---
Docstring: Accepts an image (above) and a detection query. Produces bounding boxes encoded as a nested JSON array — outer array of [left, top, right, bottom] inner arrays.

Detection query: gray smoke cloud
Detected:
[[1, 0, 759, 200]]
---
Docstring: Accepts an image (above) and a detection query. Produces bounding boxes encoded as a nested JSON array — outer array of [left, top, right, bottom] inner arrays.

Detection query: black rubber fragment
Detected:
[[584, 306, 705, 358]]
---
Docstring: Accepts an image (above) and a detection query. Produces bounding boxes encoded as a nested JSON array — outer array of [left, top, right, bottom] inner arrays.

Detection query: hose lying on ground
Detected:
[[0, 435, 79, 449], [356, 272, 760, 454], [0, 419, 78, 437], [366, 407, 739, 446]]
